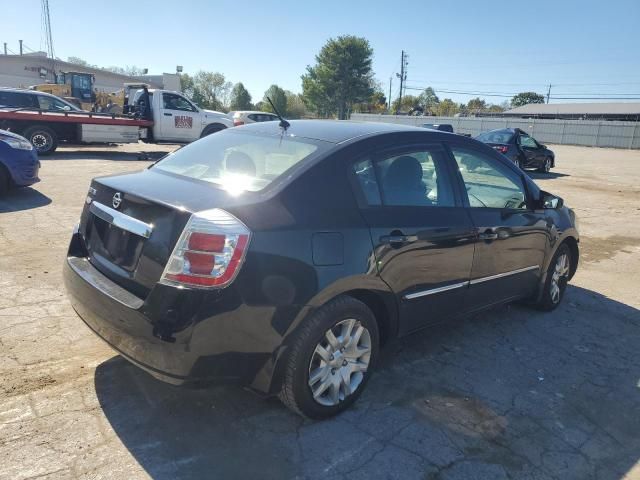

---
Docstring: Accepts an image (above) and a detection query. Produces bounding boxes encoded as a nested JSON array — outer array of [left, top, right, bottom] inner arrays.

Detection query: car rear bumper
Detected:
[[63, 232, 301, 391]]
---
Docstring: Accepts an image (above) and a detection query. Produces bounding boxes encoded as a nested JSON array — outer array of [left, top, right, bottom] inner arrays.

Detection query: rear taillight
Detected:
[[160, 209, 250, 288], [493, 145, 509, 154], [233, 120, 245, 126]]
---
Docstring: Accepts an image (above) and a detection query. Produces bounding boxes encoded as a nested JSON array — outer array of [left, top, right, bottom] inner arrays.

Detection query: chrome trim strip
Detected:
[[404, 265, 540, 300], [404, 281, 469, 300], [89, 201, 153, 238], [67, 256, 144, 309], [469, 265, 539, 285]]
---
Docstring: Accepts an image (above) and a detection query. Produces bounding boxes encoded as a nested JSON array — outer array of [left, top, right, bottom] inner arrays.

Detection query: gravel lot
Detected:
[[1, 142, 639, 480]]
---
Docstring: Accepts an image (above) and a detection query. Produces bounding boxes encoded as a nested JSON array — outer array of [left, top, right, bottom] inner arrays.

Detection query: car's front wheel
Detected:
[[279, 296, 379, 419], [534, 244, 572, 311], [538, 157, 552, 173]]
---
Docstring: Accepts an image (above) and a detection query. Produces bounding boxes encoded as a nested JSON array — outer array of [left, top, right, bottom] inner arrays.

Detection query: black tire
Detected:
[[23, 125, 58, 155], [533, 243, 572, 311], [278, 295, 379, 419], [0, 165, 11, 196], [200, 123, 226, 138], [537, 157, 552, 173]]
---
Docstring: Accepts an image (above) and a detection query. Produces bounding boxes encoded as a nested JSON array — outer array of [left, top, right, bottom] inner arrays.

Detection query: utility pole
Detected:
[[19, 40, 23, 55], [395, 50, 408, 114], [3, 43, 7, 55], [546, 84, 552, 104], [388, 77, 392, 112]]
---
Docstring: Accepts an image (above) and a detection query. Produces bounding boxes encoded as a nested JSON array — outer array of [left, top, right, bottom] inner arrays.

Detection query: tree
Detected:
[[433, 98, 459, 117], [511, 91, 545, 107], [105, 65, 145, 76], [229, 82, 253, 111], [391, 94, 421, 114], [466, 97, 487, 114], [284, 91, 308, 118], [179, 71, 232, 111], [67, 56, 93, 67], [262, 85, 288, 115], [418, 87, 440, 113], [194, 71, 232, 111], [301, 35, 374, 119]]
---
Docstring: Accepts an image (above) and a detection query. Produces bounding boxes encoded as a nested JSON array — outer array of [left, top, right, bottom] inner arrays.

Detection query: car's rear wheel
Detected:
[[278, 296, 379, 419], [23, 126, 58, 155], [538, 157, 552, 173], [534, 244, 572, 311]]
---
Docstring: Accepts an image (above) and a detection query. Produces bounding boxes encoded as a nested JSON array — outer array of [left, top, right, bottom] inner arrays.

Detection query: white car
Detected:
[[229, 111, 278, 126]]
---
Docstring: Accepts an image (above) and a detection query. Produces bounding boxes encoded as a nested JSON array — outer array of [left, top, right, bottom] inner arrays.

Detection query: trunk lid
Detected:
[[79, 168, 254, 298]]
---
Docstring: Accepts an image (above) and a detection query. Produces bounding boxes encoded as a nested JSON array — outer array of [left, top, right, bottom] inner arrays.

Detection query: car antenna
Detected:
[[266, 96, 290, 130]]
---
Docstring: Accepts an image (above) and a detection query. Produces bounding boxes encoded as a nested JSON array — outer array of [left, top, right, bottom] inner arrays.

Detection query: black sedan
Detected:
[[64, 121, 579, 418], [476, 128, 555, 173]]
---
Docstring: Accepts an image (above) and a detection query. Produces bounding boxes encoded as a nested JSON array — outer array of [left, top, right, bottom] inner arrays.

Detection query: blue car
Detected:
[[0, 129, 40, 195]]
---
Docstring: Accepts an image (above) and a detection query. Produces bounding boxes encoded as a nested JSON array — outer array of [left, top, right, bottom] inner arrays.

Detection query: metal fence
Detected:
[[350, 114, 640, 149]]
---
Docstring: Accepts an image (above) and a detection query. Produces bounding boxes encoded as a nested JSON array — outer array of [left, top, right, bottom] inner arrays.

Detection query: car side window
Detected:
[[162, 93, 196, 112], [520, 135, 538, 148], [451, 147, 527, 210], [356, 148, 455, 207], [352, 158, 382, 206]]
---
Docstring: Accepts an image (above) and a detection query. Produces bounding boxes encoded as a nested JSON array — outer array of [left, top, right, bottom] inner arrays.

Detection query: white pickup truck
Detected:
[[131, 88, 233, 142], [0, 87, 233, 155]]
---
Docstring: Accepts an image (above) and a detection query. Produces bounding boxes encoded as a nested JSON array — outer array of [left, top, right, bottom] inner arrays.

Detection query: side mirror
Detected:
[[540, 191, 563, 209], [62, 105, 71, 111]]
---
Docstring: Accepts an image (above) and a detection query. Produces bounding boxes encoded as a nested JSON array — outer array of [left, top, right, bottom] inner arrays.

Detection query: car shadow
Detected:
[[94, 285, 640, 479], [0, 187, 52, 212], [529, 171, 570, 180]]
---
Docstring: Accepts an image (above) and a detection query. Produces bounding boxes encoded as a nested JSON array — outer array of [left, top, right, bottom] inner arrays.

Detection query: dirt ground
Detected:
[[1, 142, 639, 480]]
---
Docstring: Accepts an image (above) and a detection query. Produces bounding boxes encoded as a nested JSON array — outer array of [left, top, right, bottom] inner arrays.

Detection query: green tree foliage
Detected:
[[511, 91, 545, 107], [301, 35, 374, 119], [353, 89, 387, 114], [285, 91, 308, 118], [180, 71, 232, 111], [229, 82, 253, 111], [466, 97, 488, 114], [391, 94, 421, 113], [262, 85, 288, 115], [418, 87, 440, 113], [433, 98, 459, 117]]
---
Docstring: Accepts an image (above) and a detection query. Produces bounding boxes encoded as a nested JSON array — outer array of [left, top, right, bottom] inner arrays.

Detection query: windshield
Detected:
[[153, 130, 326, 193], [476, 130, 514, 144]]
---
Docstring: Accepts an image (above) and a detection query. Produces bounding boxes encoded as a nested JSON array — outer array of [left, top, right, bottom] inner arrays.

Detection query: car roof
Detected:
[[0, 87, 51, 96], [239, 119, 428, 144]]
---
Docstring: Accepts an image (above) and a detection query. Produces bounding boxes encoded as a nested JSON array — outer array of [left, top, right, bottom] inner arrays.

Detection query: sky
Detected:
[[2, 0, 640, 105]]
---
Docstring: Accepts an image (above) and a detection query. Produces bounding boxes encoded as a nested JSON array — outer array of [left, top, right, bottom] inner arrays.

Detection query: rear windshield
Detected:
[[476, 130, 514, 144], [153, 130, 325, 193]]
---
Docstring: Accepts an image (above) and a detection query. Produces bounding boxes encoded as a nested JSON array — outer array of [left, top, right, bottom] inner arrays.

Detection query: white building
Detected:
[[0, 52, 181, 92]]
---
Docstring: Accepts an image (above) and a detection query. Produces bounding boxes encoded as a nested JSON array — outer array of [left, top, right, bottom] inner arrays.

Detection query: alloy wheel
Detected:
[[544, 158, 551, 172], [550, 253, 570, 304], [308, 318, 371, 406]]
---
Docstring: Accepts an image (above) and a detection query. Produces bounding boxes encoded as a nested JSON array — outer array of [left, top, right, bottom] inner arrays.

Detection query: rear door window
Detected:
[[352, 147, 455, 207]]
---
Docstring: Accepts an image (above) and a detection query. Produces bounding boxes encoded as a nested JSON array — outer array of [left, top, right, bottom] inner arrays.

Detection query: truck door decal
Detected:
[[175, 116, 193, 128]]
